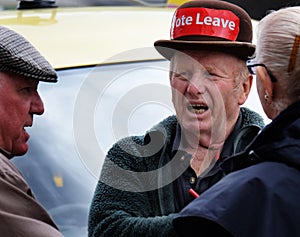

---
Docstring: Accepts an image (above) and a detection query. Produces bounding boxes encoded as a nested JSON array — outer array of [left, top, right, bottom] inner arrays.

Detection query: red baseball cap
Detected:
[[155, 0, 255, 60]]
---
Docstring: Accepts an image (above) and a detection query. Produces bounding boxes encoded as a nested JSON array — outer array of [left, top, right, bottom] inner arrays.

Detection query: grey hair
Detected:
[[255, 7, 300, 110], [233, 60, 249, 94]]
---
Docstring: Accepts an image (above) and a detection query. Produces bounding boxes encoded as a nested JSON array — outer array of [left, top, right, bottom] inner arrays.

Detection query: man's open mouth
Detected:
[[187, 104, 208, 114]]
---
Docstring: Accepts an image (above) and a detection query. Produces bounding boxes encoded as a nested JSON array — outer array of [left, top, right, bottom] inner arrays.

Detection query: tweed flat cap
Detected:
[[0, 26, 57, 82]]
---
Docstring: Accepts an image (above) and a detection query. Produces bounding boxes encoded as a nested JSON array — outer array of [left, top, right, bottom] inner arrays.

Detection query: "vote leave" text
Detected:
[[174, 13, 236, 31]]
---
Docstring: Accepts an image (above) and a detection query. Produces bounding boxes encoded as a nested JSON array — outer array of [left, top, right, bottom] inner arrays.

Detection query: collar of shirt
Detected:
[[172, 111, 242, 160], [0, 147, 13, 159]]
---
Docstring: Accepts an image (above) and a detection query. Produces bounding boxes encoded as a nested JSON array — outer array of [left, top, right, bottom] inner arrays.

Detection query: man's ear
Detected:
[[238, 73, 253, 105], [256, 66, 274, 98]]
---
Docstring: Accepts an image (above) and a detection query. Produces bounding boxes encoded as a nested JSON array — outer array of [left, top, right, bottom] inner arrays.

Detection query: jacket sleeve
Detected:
[[88, 137, 178, 237]]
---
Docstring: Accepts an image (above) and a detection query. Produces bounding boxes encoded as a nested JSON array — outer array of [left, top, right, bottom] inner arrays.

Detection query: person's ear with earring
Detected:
[[255, 65, 278, 118]]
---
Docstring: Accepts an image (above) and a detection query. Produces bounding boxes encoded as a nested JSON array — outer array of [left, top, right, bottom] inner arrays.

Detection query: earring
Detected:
[[264, 93, 270, 105], [264, 94, 269, 103]]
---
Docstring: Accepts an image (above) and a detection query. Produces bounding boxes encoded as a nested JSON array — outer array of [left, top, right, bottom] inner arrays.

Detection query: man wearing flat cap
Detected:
[[0, 26, 63, 236], [88, 1, 264, 236]]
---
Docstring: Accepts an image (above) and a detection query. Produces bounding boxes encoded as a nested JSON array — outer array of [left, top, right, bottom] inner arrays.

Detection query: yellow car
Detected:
[[0, 0, 266, 236]]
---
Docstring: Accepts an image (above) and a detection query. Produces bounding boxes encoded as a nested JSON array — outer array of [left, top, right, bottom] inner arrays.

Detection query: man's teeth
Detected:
[[23, 125, 31, 130], [188, 104, 208, 114]]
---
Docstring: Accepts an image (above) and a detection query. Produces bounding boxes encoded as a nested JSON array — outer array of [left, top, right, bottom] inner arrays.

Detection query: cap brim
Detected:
[[0, 64, 58, 83], [154, 40, 255, 61]]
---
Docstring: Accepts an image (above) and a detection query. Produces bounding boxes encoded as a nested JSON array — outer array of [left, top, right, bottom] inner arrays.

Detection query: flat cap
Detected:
[[0, 26, 57, 82]]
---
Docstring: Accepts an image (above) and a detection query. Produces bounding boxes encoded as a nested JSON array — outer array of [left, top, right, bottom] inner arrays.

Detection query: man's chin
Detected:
[[182, 120, 210, 132], [11, 144, 29, 157]]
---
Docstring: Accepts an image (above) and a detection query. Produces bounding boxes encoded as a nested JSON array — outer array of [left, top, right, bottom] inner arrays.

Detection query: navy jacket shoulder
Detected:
[[173, 101, 300, 237]]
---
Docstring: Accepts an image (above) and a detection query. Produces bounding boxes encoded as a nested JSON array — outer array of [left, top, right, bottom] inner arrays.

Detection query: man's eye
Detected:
[[20, 87, 34, 95], [204, 71, 220, 81], [174, 72, 190, 81]]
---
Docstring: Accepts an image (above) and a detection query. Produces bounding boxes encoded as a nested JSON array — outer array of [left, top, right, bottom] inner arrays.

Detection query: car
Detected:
[[0, 0, 268, 236]]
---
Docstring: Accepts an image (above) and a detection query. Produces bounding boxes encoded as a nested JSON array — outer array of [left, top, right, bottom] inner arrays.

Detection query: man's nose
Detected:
[[30, 92, 44, 115], [187, 77, 206, 95]]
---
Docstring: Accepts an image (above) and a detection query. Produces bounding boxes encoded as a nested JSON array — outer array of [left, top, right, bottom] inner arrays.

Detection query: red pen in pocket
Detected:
[[189, 188, 199, 199]]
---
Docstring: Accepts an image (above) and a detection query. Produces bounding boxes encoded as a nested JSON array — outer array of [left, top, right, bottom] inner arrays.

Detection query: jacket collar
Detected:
[[222, 100, 300, 173]]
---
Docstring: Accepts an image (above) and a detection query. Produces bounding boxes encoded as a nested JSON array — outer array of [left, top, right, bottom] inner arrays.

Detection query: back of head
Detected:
[[255, 7, 300, 102]]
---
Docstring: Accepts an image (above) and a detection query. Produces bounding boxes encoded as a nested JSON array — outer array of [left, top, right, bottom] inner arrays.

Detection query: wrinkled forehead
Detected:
[[170, 50, 247, 82], [0, 71, 40, 87], [171, 49, 242, 69]]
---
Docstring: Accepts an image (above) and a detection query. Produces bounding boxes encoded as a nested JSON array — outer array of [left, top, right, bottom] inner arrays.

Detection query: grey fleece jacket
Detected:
[[88, 107, 265, 237]]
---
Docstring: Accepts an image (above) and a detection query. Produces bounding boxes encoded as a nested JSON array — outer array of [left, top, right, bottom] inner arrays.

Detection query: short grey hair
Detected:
[[255, 7, 300, 108]]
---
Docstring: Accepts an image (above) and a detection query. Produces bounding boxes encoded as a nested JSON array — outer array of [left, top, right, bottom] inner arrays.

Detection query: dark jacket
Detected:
[[88, 107, 264, 237], [173, 101, 300, 237]]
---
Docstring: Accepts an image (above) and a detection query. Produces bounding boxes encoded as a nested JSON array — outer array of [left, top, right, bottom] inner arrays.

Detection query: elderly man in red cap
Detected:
[[88, 1, 264, 236], [0, 26, 63, 236]]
